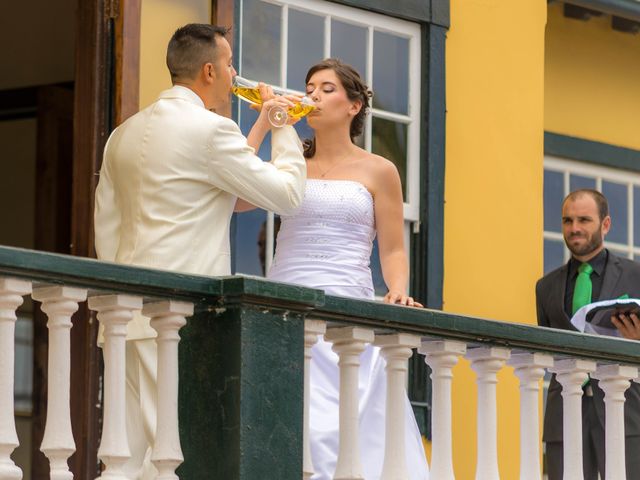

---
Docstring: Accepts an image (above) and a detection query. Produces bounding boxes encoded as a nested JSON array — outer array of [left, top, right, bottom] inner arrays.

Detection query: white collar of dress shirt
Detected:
[[158, 85, 205, 109]]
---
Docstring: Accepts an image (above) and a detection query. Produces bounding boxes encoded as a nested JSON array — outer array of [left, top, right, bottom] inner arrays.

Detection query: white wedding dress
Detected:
[[268, 179, 430, 480]]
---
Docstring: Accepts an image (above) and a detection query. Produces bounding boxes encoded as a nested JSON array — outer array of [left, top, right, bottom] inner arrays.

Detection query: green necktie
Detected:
[[572, 262, 594, 315]]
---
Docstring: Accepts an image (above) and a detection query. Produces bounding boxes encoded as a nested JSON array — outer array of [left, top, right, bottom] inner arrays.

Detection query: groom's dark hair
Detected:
[[167, 24, 230, 83]]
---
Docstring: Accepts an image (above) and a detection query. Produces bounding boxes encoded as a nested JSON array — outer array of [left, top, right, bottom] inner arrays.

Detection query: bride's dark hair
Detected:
[[303, 58, 373, 158]]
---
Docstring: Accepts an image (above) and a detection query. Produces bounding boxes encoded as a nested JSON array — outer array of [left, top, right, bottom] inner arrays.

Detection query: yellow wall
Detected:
[[545, 3, 640, 151], [139, 0, 211, 109], [445, 0, 546, 478]]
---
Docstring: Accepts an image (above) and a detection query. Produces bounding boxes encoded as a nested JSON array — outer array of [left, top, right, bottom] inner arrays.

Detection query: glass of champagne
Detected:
[[232, 75, 315, 127]]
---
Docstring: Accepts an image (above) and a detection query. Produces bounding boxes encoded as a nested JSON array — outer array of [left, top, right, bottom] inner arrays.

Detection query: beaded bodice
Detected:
[[268, 179, 375, 297]]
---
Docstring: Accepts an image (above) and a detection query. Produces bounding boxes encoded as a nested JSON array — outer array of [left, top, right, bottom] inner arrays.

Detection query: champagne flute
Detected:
[[232, 75, 315, 127]]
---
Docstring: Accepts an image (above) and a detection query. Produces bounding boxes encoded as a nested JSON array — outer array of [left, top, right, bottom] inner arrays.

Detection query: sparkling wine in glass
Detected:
[[232, 75, 315, 127]]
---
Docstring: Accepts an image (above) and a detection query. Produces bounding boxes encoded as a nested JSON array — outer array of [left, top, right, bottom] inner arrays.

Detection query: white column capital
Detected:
[[0, 277, 31, 297], [325, 326, 374, 345], [142, 300, 194, 318], [593, 364, 638, 382], [32, 285, 87, 304], [88, 294, 143, 312], [419, 339, 467, 356]]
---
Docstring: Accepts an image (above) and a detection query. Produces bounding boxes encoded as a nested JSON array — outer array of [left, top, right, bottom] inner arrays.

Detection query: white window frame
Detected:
[[545, 155, 640, 261], [239, 0, 422, 272]]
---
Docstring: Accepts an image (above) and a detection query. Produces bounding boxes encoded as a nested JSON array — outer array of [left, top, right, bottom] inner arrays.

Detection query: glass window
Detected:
[[372, 117, 408, 200], [602, 180, 628, 245], [570, 174, 596, 192], [544, 239, 565, 275], [544, 169, 563, 233], [331, 20, 367, 77], [372, 31, 409, 115], [241, 0, 281, 84]]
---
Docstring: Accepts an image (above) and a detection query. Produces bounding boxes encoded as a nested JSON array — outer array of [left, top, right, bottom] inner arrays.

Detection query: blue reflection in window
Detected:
[[241, 0, 281, 84], [331, 20, 367, 80], [233, 209, 268, 276], [569, 174, 596, 192], [238, 101, 271, 159], [544, 239, 565, 274], [371, 238, 386, 297], [634, 186, 640, 247], [544, 170, 564, 233], [233, 101, 272, 277], [602, 180, 628, 244], [288, 9, 324, 90], [372, 31, 409, 114]]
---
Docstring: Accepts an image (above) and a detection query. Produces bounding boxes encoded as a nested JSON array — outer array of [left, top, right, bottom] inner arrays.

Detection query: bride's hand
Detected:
[[251, 84, 301, 125], [383, 291, 423, 308]]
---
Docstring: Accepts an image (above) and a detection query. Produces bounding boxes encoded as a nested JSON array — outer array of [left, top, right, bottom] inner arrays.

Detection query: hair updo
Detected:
[[302, 58, 373, 158]]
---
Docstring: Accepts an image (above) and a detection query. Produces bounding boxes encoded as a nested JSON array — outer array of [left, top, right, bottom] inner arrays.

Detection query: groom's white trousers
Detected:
[[123, 339, 158, 480]]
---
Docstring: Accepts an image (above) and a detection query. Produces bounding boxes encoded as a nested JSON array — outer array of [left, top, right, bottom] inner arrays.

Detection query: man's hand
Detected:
[[383, 291, 423, 308], [611, 312, 640, 340]]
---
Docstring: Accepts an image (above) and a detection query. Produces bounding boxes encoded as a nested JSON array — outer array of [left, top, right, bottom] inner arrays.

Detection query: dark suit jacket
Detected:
[[536, 251, 640, 442]]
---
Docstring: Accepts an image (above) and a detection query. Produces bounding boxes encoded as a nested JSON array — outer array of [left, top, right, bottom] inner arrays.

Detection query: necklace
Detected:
[[314, 158, 346, 178]]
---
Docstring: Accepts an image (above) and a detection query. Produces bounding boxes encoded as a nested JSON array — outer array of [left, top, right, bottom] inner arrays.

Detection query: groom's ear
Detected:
[[203, 62, 216, 84]]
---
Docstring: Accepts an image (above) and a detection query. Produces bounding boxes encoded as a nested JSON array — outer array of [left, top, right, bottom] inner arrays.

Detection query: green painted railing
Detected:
[[3, 245, 640, 478]]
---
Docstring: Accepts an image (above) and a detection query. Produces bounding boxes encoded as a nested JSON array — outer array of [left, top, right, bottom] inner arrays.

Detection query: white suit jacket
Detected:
[[94, 86, 305, 339]]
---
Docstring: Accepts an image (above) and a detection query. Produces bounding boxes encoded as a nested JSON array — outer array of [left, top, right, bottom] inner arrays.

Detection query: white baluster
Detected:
[[550, 358, 595, 480], [466, 347, 510, 480], [0, 278, 31, 480], [143, 300, 193, 479], [303, 319, 326, 480], [508, 353, 553, 480], [89, 294, 142, 479], [374, 333, 421, 480], [325, 326, 374, 480], [420, 340, 467, 480], [32, 286, 87, 480], [593, 364, 638, 480]]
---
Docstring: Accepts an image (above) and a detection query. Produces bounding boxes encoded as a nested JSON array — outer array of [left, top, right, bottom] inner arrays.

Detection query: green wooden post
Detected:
[[177, 278, 322, 479]]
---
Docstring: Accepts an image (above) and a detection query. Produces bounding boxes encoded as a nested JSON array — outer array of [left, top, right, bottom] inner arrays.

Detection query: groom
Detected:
[[94, 24, 305, 478]]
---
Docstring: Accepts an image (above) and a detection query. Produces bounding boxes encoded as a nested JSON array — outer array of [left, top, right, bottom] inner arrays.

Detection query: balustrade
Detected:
[[0, 246, 639, 479]]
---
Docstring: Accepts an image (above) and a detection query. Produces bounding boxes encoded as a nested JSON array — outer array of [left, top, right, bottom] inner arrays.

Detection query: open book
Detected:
[[570, 298, 640, 337]]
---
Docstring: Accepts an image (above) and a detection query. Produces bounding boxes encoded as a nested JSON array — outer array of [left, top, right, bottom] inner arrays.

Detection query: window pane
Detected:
[[544, 170, 564, 233], [569, 174, 596, 192], [331, 20, 367, 80], [234, 209, 268, 276], [287, 9, 324, 90], [602, 180, 628, 244], [372, 117, 407, 200], [371, 238, 386, 296], [238, 102, 271, 159], [544, 239, 565, 275], [241, 0, 281, 84], [634, 186, 640, 247], [372, 31, 409, 115]]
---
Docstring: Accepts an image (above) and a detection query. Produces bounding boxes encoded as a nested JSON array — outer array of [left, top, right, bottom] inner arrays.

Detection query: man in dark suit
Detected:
[[536, 189, 640, 479]]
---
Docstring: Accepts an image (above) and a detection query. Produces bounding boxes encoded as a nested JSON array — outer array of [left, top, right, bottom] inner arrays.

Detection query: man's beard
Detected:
[[565, 225, 603, 257]]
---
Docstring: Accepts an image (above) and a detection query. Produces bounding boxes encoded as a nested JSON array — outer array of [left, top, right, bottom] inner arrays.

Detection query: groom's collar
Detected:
[[158, 85, 205, 109]]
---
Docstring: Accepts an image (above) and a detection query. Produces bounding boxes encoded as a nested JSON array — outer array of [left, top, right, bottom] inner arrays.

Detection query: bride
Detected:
[[267, 59, 429, 480]]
